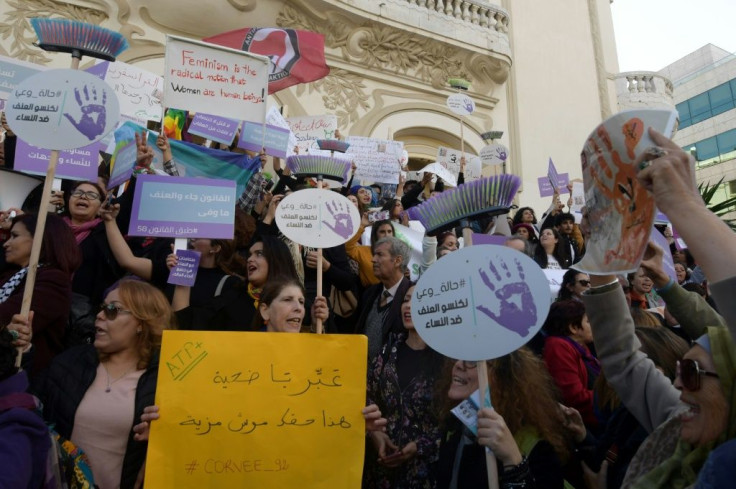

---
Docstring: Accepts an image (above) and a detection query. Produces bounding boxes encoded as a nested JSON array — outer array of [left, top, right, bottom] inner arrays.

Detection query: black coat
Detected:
[[354, 276, 412, 358], [32, 345, 159, 489]]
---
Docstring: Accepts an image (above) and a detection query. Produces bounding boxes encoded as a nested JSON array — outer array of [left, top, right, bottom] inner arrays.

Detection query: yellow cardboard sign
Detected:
[[144, 331, 368, 488]]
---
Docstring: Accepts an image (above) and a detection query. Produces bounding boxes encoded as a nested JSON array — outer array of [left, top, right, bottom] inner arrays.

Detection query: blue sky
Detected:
[[611, 0, 736, 72]]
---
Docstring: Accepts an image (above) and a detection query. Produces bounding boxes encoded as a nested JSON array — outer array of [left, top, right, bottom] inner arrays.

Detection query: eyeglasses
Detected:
[[71, 190, 101, 201], [99, 302, 132, 320], [677, 359, 719, 391], [456, 360, 478, 370], [577, 280, 591, 287]]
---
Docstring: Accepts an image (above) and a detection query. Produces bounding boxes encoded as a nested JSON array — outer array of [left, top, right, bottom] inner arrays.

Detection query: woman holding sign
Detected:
[[31, 279, 173, 489], [436, 349, 569, 488]]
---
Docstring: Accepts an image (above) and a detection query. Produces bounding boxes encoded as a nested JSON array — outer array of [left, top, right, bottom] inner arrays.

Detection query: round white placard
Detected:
[[276, 188, 361, 248], [446, 93, 475, 116], [5, 69, 120, 150], [412, 245, 550, 361], [479, 144, 508, 166]]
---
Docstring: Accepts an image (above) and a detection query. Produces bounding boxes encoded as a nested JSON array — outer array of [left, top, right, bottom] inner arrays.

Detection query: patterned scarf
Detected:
[[63, 216, 102, 244], [247, 283, 262, 310], [0, 267, 28, 304]]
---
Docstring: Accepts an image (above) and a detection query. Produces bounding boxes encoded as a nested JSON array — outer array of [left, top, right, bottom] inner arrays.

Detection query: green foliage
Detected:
[[698, 178, 736, 231]]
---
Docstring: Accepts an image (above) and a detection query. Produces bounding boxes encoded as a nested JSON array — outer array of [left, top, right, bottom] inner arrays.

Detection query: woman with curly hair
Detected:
[[436, 348, 570, 488]]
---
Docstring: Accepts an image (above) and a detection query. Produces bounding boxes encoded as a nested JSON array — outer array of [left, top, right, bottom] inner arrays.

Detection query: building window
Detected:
[[687, 127, 736, 168], [677, 78, 736, 129]]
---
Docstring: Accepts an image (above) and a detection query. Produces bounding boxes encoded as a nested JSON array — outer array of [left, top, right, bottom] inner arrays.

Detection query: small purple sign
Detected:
[[471, 233, 508, 246], [129, 174, 236, 239], [167, 249, 201, 286], [108, 138, 137, 190], [187, 112, 240, 146], [238, 121, 290, 159], [14, 138, 100, 181], [651, 226, 677, 283], [537, 173, 569, 198]]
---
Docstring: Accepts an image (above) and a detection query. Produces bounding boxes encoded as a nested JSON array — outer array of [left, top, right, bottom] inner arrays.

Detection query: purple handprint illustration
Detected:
[[64, 85, 107, 140], [476, 258, 536, 337], [322, 200, 354, 239], [463, 97, 474, 113], [496, 147, 507, 162]]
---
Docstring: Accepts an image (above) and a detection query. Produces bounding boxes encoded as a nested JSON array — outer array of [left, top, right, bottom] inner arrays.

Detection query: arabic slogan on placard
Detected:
[[144, 331, 368, 489]]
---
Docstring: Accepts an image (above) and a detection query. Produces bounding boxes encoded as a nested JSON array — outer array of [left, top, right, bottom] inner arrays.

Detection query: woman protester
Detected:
[[436, 349, 570, 488], [364, 283, 444, 488], [31, 279, 174, 489], [534, 228, 570, 270], [1, 213, 81, 374], [557, 269, 591, 301]]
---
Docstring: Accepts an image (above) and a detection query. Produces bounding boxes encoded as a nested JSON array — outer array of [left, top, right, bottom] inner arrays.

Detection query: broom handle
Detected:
[[462, 226, 499, 489], [460, 117, 465, 156], [476, 359, 499, 489], [15, 150, 59, 367], [316, 177, 324, 334]]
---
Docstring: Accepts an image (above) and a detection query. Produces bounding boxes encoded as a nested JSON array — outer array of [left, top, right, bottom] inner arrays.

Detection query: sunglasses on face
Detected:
[[577, 280, 591, 287], [677, 359, 719, 391], [71, 190, 101, 201], [99, 302, 132, 321]]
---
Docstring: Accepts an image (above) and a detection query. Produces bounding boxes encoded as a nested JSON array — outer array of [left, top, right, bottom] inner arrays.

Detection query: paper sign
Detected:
[[537, 173, 569, 198], [164, 35, 269, 124], [108, 137, 137, 189], [286, 114, 337, 155], [266, 107, 297, 157], [575, 108, 679, 275], [188, 113, 240, 145], [451, 389, 492, 435], [650, 226, 678, 284], [569, 181, 585, 213], [276, 189, 361, 248], [168, 249, 201, 286], [479, 144, 507, 166], [547, 158, 560, 191], [436, 146, 482, 181], [446, 93, 475, 116], [0, 55, 46, 100], [543, 269, 567, 301], [6, 69, 120, 150], [346, 135, 403, 184], [86, 60, 163, 124], [144, 331, 367, 488], [129, 174, 236, 238], [412, 245, 550, 361], [239, 121, 291, 158], [14, 139, 100, 181]]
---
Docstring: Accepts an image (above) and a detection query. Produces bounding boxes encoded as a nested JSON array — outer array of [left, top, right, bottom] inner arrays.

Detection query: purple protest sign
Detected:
[[14, 138, 100, 181], [187, 113, 240, 146], [650, 226, 677, 284], [129, 174, 236, 239], [547, 158, 560, 191], [238, 121, 291, 158], [167, 249, 201, 286], [472, 233, 508, 246], [108, 138, 137, 189], [537, 173, 569, 198]]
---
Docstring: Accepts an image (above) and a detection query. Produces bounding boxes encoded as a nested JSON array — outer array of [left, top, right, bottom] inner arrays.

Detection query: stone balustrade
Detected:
[[615, 72, 675, 109], [400, 0, 510, 32]]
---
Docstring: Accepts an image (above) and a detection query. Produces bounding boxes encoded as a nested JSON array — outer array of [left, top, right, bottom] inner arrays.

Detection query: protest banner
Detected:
[[239, 121, 291, 158], [0, 54, 46, 100], [144, 331, 367, 488], [276, 189, 361, 248], [85, 60, 163, 124], [346, 135, 403, 184], [167, 249, 201, 286], [576, 108, 679, 275], [436, 146, 482, 181], [129, 174, 236, 239], [286, 114, 337, 155], [188, 112, 240, 146], [164, 35, 269, 123], [14, 139, 101, 181], [412, 245, 550, 361], [537, 172, 569, 198]]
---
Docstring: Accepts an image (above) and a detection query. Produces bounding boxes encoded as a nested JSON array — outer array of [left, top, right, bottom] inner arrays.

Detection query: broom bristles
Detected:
[[286, 155, 351, 183], [407, 174, 521, 234], [30, 18, 129, 61], [316, 139, 350, 153]]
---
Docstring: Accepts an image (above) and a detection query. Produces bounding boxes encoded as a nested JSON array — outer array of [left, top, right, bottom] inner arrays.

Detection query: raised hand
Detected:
[[476, 258, 536, 337], [63, 85, 107, 140], [135, 131, 154, 170], [323, 200, 354, 239]]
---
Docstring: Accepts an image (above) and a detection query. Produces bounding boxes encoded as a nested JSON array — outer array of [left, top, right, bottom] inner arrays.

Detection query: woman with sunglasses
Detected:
[[581, 236, 735, 488], [1, 213, 81, 375], [557, 269, 591, 301], [31, 279, 174, 489]]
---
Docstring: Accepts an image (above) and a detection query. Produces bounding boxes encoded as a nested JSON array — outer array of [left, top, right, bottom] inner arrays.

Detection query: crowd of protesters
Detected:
[[1, 116, 735, 489]]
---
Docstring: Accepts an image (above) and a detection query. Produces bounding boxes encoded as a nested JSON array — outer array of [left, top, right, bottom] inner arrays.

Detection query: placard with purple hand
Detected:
[[5, 69, 120, 150], [275, 189, 361, 248], [411, 245, 550, 361]]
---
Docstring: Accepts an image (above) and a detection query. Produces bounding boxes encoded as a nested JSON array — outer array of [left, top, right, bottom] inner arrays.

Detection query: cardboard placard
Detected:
[[436, 146, 482, 181], [85, 60, 163, 124], [6, 69, 120, 150], [129, 174, 236, 238], [275, 189, 361, 248], [144, 331, 367, 488], [188, 113, 240, 146], [412, 245, 550, 361], [286, 114, 338, 155], [167, 249, 201, 286], [239, 121, 291, 158], [164, 35, 269, 124]]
